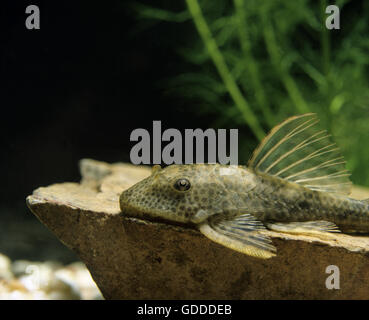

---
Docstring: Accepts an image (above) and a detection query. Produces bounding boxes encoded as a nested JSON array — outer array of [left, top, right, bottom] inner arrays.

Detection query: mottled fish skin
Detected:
[[120, 114, 369, 258], [248, 170, 369, 233], [120, 164, 241, 225], [120, 163, 369, 233]]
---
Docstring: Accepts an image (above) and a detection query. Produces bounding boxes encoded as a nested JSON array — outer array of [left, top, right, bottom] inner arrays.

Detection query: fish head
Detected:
[[119, 164, 227, 224]]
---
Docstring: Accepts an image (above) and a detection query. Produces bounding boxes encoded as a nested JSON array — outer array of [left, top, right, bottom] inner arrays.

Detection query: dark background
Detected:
[[0, 0, 226, 261], [2, 1, 366, 263]]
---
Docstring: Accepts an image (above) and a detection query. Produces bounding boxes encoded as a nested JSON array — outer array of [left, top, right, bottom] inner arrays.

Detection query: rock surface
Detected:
[[26, 159, 369, 299]]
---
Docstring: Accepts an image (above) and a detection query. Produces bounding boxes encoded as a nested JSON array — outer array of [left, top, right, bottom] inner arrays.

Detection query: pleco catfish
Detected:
[[120, 114, 369, 259]]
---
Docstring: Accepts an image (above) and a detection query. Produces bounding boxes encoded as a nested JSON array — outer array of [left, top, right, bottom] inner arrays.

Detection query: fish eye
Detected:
[[174, 178, 191, 192]]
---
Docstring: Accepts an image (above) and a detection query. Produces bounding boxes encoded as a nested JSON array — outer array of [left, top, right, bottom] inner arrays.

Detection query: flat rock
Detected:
[[26, 159, 369, 299]]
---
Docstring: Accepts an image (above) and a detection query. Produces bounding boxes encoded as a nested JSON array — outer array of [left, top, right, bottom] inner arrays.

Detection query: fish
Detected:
[[120, 113, 369, 259]]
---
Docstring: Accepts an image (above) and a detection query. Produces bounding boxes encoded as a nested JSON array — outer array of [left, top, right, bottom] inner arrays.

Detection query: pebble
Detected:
[[0, 253, 103, 300]]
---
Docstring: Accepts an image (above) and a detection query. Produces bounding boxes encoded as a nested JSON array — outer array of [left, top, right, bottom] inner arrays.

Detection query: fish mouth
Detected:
[[119, 197, 196, 229]]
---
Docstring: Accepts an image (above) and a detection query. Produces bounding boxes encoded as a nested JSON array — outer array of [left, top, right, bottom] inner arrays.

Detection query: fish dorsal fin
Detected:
[[152, 165, 162, 174], [248, 113, 352, 195]]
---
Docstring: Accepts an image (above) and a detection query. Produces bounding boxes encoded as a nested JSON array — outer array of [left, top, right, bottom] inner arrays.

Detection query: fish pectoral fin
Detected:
[[198, 213, 276, 259], [266, 220, 341, 239]]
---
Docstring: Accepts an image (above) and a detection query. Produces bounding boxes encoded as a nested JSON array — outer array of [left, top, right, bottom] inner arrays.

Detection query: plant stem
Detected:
[[233, 0, 275, 127], [186, 0, 265, 140], [320, 0, 330, 76], [260, 9, 310, 114], [134, 3, 190, 23]]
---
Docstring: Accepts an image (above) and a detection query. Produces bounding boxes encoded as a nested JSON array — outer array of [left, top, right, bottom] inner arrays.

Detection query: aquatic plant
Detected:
[[132, 0, 369, 187]]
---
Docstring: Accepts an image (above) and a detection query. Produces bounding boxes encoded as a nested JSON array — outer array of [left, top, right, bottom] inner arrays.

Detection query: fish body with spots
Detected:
[[120, 114, 369, 259]]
